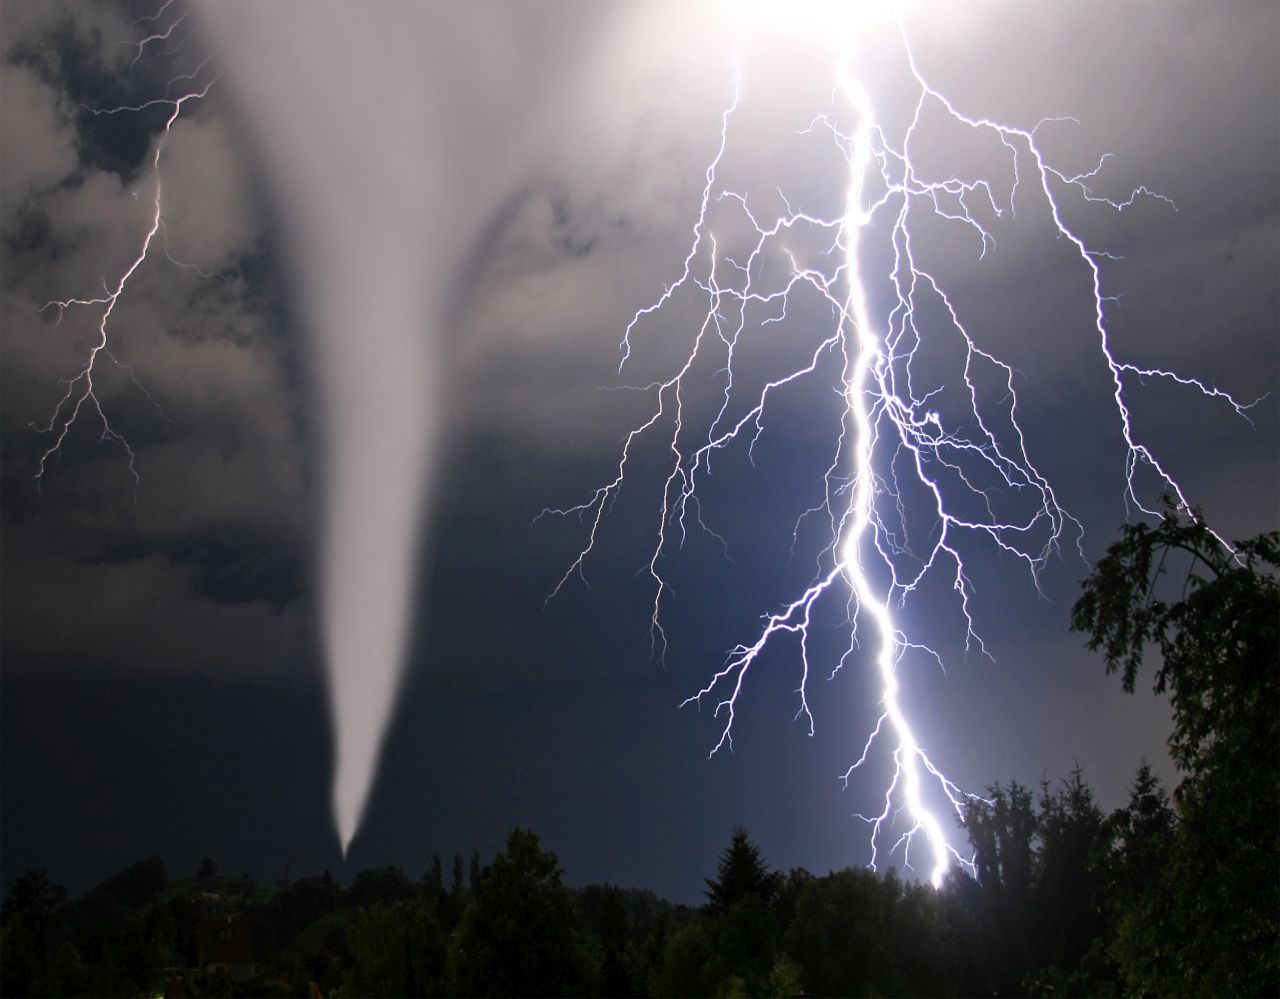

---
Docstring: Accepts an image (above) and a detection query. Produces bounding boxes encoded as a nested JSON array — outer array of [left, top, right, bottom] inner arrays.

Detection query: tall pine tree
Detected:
[[704, 826, 779, 913]]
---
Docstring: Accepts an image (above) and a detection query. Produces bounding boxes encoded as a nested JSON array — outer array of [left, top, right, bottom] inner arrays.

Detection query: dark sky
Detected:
[[2, 1, 1277, 904]]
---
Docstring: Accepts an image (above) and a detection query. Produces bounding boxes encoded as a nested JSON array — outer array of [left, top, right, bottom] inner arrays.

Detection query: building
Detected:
[[195, 914, 256, 983]]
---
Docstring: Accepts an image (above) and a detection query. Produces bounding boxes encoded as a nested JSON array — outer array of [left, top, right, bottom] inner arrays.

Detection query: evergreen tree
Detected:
[[704, 826, 779, 913]]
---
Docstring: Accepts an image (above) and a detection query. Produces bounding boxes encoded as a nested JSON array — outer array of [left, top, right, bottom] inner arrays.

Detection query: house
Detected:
[[195, 914, 256, 982]]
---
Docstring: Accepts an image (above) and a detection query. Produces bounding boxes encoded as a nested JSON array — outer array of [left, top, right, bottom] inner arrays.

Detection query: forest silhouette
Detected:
[[3, 507, 1276, 997]]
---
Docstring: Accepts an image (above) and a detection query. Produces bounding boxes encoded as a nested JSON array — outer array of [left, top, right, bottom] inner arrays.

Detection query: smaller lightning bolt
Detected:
[[122, 6, 192, 70], [32, 51, 216, 493]]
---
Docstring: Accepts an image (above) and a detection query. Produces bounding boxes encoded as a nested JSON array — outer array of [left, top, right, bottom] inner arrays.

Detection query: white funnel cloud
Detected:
[[311, 249, 438, 857], [197, 1, 444, 855], [195, 1, 608, 855]]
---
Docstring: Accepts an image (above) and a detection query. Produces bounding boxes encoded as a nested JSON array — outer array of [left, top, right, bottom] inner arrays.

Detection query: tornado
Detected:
[[195, 1, 605, 855], [197, 1, 451, 855]]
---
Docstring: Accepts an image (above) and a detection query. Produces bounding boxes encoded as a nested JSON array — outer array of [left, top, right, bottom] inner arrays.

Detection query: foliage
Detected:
[[1072, 504, 1280, 996], [786, 866, 952, 997], [1028, 771, 1107, 981], [1071, 502, 1279, 779], [445, 826, 592, 997], [196, 856, 218, 885], [957, 773, 1110, 996], [704, 825, 780, 913], [575, 883, 692, 996], [343, 898, 444, 998], [89, 855, 168, 910], [2, 869, 67, 925], [348, 864, 413, 909]]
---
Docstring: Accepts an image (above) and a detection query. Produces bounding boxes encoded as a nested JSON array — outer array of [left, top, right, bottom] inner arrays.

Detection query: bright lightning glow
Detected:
[[544, 12, 1254, 885], [837, 70, 960, 886]]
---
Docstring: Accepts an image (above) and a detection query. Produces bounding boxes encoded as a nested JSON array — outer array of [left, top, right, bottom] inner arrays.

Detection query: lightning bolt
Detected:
[[543, 13, 1255, 886], [32, 9, 217, 495]]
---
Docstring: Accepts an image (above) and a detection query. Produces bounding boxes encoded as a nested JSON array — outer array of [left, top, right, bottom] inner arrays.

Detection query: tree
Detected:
[[349, 865, 412, 908], [1071, 504, 1278, 781], [961, 782, 1037, 994], [1096, 763, 1177, 994], [196, 856, 218, 885], [343, 898, 445, 999], [89, 855, 167, 910], [654, 918, 718, 997], [652, 827, 795, 996], [451, 854, 465, 899], [959, 774, 1112, 995], [1, 870, 71, 998], [1072, 504, 1280, 995], [704, 826, 780, 914], [2, 870, 66, 926], [1028, 770, 1106, 979], [1101, 762, 1174, 909], [445, 827, 591, 996], [597, 886, 630, 997], [424, 853, 444, 899], [785, 866, 952, 996]]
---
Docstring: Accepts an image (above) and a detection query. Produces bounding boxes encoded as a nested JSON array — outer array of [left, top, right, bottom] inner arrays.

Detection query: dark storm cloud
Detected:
[[3, 541, 308, 680], [1, 1, 308, 689]]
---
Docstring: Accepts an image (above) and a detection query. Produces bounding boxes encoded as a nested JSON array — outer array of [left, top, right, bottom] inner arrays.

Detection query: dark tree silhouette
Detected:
[[424, 853, 443, 899], [704, 826, 780, 914], [1, 870, 67, 926], [1029, 771, 1106, 979], [349, 865, 412, 908], [343, 898, 445, 998], [445, 827, 590, 997], [195, 856, 217, 885], [450, 854, 465, 899], [597, 886, 630, 997], [1073, 504, 1280, 995], [962, 782, 1037, 993]]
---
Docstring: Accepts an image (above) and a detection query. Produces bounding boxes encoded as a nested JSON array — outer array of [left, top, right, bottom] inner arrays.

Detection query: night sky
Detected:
[[2, 1, 1277, 905]]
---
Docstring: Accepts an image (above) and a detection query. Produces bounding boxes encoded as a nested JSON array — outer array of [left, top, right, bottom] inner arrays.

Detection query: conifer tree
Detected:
[[704, 826, 779, 913]]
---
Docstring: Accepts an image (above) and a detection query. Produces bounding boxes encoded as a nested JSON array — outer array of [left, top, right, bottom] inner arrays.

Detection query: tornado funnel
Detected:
[[197, 1, 460, 854], [196, 0, 606, 855]]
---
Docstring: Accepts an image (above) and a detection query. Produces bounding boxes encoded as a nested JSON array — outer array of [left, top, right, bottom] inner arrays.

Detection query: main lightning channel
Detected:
[[838, 72, 957, 886]]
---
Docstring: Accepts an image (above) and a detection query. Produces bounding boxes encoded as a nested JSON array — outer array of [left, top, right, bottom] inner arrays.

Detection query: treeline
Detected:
[[0, 838, 693, 998], [1, 509, 1274, 997], [0, 756, 1269, 999]]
